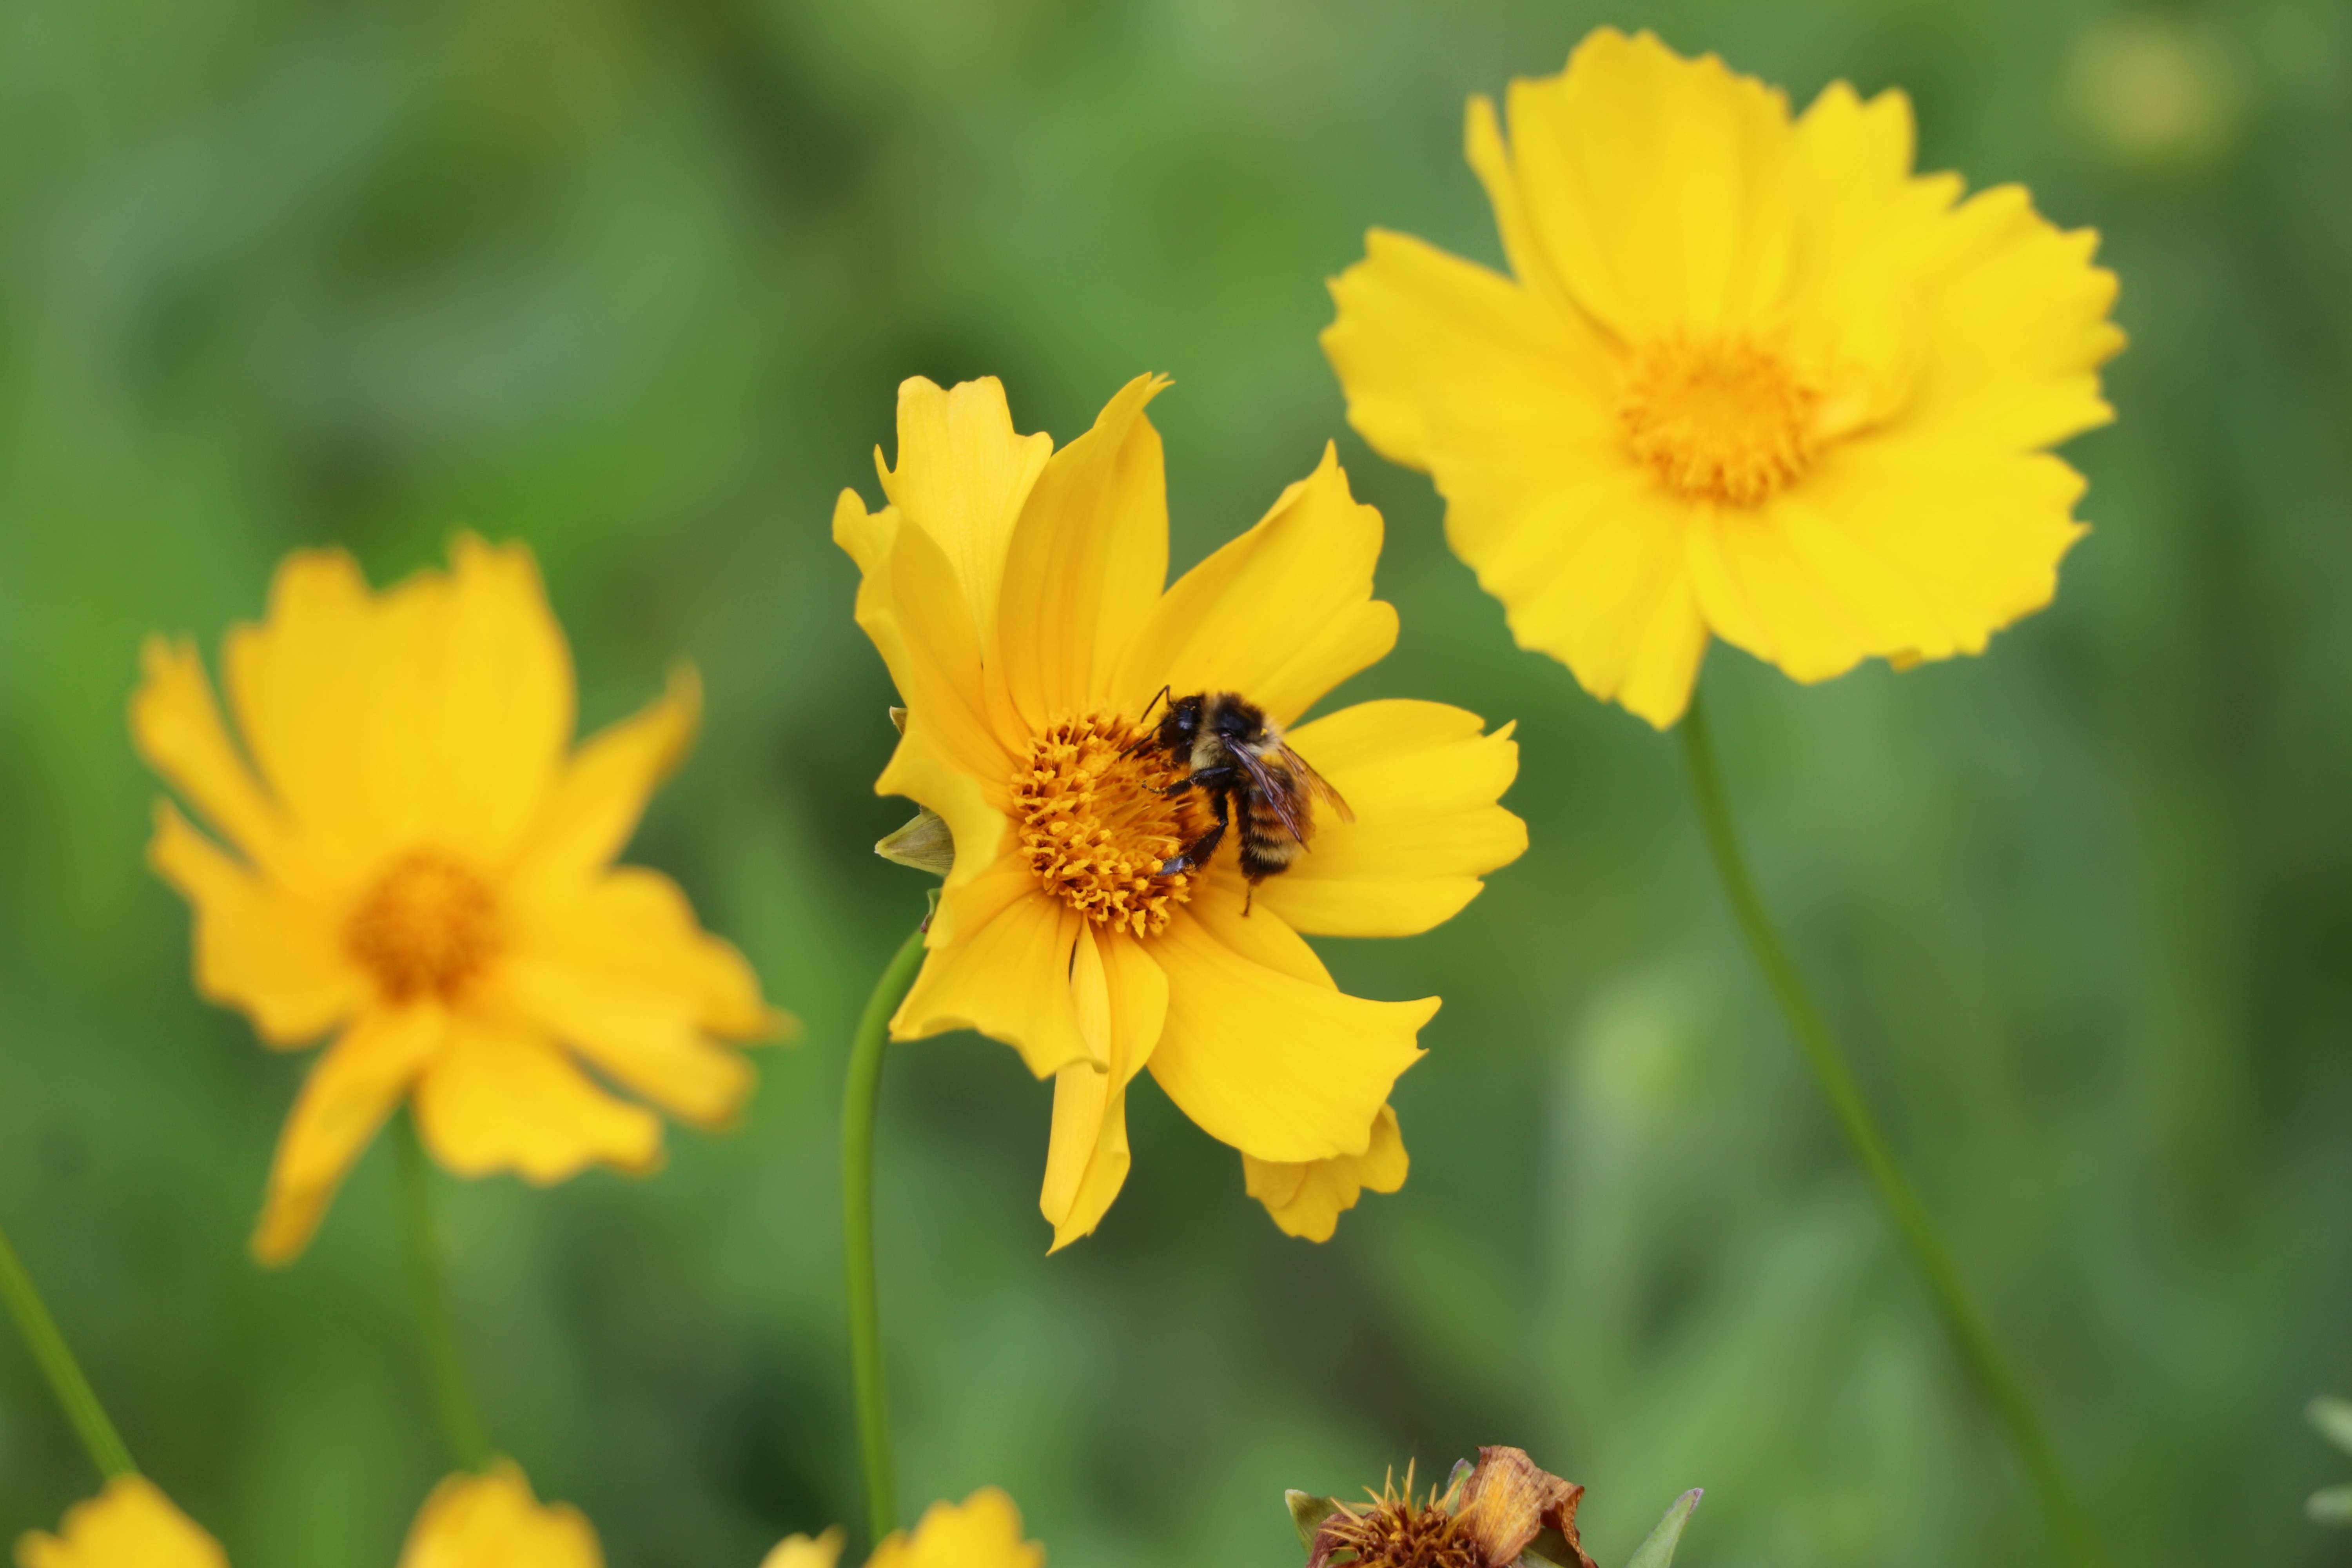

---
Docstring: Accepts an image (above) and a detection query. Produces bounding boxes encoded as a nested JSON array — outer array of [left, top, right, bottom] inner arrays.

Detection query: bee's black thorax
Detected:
[[1138, 689, 1332, 893]]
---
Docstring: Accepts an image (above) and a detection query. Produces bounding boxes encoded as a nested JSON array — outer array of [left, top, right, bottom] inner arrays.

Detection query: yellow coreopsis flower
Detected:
[[837, 376, 1524, 1247], [398, 1462, 601, 1568], [1324, 29, 2125, 728], [133, 537, 786, 1263], [764, 1488, 1041, 1568], [15, 1478, 226, 1568]]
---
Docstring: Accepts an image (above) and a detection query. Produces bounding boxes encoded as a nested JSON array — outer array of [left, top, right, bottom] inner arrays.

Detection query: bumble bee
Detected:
[[1126, 688, 1353, 893]]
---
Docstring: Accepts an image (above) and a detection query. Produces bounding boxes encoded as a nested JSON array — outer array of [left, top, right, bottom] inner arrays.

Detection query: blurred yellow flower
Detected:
[[759, 1527, 846, 1568], [1325, 28, 2125, 728], [837, 376, 1523, 1247], [766, 1489, 1040, 1568], [15, 1478, 226, 1568], [870, 1490, 1042, 1568], [398, 1461, 600, 1568], [2069, 15, 2240, 167], [134, 537, 786, 1263]]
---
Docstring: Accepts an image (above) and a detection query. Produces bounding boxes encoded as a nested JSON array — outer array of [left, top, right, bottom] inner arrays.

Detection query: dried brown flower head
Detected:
[[1298, 1448, 1596, 1568]]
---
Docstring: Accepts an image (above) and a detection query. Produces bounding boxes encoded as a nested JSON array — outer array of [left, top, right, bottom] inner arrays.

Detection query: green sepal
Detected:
[[1287, 1491, 1341, 1548], [1521, 1530, 1584, 1568], [1624, 1490, 1702, 1568], [877, 808, 955, 877]]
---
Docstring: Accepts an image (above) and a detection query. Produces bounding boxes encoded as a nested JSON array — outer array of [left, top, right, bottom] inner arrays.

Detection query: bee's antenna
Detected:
[[1122, 685, 1173, 757]]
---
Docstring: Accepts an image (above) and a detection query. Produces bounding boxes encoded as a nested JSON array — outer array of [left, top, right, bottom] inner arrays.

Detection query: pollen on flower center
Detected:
[[1618, 335, 1820, 506], [347, 851, 501, 1002], [1013, 714, 1218, 939]]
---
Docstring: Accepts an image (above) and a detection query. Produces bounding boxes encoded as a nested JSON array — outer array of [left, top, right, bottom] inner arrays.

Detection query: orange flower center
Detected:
[[347, 852, 501, 1002], [1317, 1496, 1484, 1568], [1618, 335, 1820, 506], [1012, 714, 1217, 938]]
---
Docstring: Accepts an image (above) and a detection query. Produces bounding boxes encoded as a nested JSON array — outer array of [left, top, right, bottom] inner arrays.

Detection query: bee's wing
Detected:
[[1229, 743, 1312, 842], [1279, 743, 1355, 826]]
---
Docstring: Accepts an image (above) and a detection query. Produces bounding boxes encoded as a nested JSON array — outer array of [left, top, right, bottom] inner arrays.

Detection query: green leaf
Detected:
[[1288, 1491, 1341, 1548], [2310, 1397, 2352, 1457], [1624, 1490, 1703, 1568], [2308, 1485, 2352, 1525]]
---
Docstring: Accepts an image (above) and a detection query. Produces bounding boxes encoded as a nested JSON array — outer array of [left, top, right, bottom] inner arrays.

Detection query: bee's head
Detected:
[[1155, 693, 1205, 751]]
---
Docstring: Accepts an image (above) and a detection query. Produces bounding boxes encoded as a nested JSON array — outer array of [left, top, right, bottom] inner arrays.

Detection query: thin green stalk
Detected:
[[0, 1216, 135, 1481], [1678, 695, 2102, 1568], [843, 924, 930, 1552], [393, 1112, 491, 1472]]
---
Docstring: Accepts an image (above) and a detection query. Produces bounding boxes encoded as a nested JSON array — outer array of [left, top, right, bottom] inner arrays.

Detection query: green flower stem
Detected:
[[843, 923, 930, 1551], [1678, 695, 2102, 1568], [0, 1216, 136, 1481], [392, 1111, 492, 1472]]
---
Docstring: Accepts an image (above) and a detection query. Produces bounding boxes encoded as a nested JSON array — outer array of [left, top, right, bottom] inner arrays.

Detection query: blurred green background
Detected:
[[3, 0, 2349, 1563]]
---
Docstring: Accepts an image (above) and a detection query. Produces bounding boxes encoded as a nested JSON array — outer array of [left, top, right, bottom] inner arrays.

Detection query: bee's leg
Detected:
[[1242, 884, 1254, 917], [1158, 764, 1235, 798], [1158, 786, 1229, 876]]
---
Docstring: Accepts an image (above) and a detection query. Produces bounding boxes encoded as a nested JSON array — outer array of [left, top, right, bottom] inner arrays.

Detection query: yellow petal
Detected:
[[398, 1461, 603, 1568], [130, 635, 296, 878], [1323, 228, 1617, 501], [254, 1004, 448, 1265], [218, 549, 428, 864], [1465, 93, 1568, 309], [876, 376, 1054, 635], [835, 486, 916, 703], [1040, 927, 1167, 1249], [1147, 884, 1430, 1164], [1784, 82, 1964, 430], [1496, 29, 1797, 338], [892, 860, 1092, 1078], [1112, 446, 1396, 727], [1242, 1103, 1408, 1242], [506, 665, 699, 892], [1689, 437, 2088, 682], [420, 536, 576, 860], [219, 540, 574, 867], [149, 801, 364, 1045], [502, 866, 779, 1127], [1461, 465, 1710, 729], [759, 1529, 846, 1568], [880, 512, 1025, 782], [15, 1478, 227, 1568], [413, 1015, 662, 1183], [869, 1489, 1043, 1568], [996, 374, 1171, 730], [1255, 702, 1524, 938], [838, 426, 1033, 779], [1906, 183, 2124, 450]]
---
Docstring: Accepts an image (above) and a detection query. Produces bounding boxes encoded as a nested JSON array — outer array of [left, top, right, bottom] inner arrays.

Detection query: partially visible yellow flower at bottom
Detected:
[[766, 1490, 1041, 1568], [15, 1471, 1032, 1568], [15, 1479, 226, 1568], [398, 1463, 601, 1568]]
